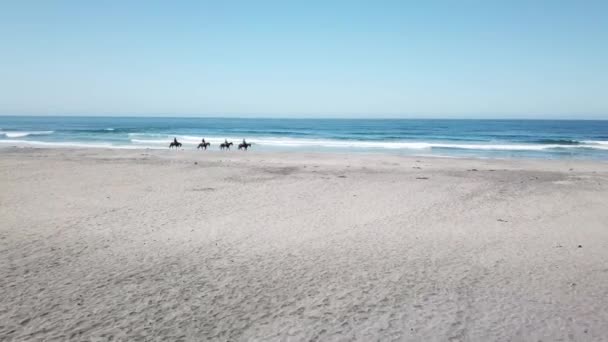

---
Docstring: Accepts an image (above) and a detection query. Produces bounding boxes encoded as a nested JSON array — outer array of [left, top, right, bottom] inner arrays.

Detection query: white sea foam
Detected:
[[131, 136, 429, 148], [582, 140, 608, 146], [128, 135, 608, 151], [256, 139, 608, 151], [3, 134, 608, 152], [0, 130, 54, 138], [0, 139, 153, 149]]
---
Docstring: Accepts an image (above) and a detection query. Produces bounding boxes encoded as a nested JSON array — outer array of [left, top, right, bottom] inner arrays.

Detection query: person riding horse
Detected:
[[220, 139, 233, 150], [198, 138, 211, 150], [169, 137, 182, 149], [238, 139, 252, 150]]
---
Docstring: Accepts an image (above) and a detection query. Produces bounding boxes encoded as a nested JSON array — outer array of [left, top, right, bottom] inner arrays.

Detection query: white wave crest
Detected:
[[582, 140, 608, 146], [0, 130, 54, 138]]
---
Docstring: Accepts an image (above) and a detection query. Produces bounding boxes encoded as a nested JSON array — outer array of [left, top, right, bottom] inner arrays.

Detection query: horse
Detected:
[[197, 142, 211, 150], [169, 141, 182, 149], [220, 142, 233, 150], [238, 143, 252, 150]]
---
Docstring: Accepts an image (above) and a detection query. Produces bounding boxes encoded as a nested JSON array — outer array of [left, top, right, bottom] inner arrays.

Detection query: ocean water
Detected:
[[1, 116, 608, 159]]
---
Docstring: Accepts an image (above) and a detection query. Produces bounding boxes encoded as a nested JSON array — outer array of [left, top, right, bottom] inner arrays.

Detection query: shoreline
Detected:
[[2, 145, 608, 165]]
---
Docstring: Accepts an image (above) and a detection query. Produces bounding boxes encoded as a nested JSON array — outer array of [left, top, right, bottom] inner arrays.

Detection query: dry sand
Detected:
[[1, 147, 608, 341]]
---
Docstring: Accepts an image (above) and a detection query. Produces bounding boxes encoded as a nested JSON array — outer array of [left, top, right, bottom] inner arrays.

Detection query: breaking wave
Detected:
[[0, 130, 54, 138]]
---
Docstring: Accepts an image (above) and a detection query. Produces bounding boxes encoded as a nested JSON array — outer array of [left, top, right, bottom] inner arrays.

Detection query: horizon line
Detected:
[[0, 114, 606, 121]]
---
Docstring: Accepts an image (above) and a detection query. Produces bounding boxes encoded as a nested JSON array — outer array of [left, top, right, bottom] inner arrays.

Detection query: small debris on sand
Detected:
[[497, 219, 508, 223], [468, 169, 479, 172], [578, 245, 583, 248], [191, 187, 215, 192], [416, 177, 429, 180]]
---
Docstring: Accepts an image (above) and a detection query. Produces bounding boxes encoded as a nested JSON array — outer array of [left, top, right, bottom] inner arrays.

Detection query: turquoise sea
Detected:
[[1, 116, 608, 159]]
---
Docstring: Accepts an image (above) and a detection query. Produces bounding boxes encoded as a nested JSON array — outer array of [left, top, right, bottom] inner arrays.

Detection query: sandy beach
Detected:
[[1, 147, 608, 341]]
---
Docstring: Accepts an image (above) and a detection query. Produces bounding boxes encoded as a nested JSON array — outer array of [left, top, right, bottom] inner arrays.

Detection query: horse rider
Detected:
[[201, 138, 206, 144], [174, 137, 179, 145], [242, 138, 247, 146]]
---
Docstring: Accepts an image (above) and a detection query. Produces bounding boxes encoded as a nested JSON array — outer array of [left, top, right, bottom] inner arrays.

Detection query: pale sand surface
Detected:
[[1, 147, 608, 341]]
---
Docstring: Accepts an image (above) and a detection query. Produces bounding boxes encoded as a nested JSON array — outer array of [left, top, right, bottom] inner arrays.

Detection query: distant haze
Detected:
[[0, 1, 607, 119]]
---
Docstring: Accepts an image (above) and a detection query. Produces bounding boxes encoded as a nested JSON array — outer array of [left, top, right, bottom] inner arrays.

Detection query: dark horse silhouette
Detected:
[[197, 142, 211, 150], [238, 143, 252, 150], [220, 142, 233, 150], [169, 141, 182, 149]]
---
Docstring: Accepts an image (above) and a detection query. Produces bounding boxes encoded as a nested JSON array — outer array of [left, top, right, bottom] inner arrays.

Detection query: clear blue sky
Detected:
[[0, 1, 606, 118]]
